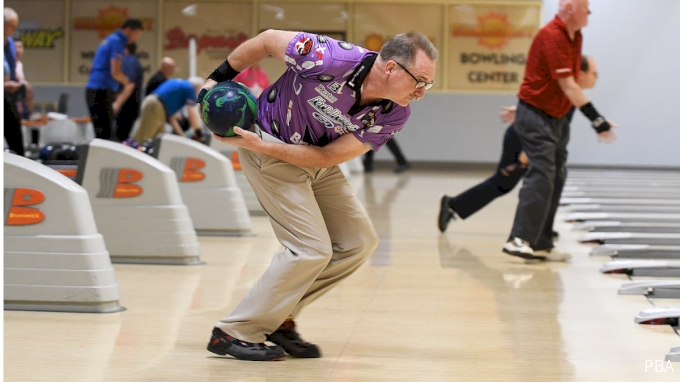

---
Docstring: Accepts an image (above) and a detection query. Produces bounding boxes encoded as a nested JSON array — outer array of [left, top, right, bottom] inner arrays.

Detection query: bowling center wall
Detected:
[[11, 0, 680, 168]]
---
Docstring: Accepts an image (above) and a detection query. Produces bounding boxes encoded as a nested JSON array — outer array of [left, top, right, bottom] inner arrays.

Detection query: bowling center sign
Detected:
[[448, 3, 540, 92]]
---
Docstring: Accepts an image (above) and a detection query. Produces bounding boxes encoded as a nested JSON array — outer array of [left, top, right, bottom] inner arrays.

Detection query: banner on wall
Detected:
[[162, 2, 253, 79], [449, 4, 540, 92], [6, 0, 66, 82], [17, 28, 64, 49], [70, 2, 157, 83], [352, 3, 443, 89]]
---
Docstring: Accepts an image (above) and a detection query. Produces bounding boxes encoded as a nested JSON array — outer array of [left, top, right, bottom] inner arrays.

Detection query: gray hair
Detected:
[[379, 31, 438, 66], [4, 7, 18, 22]]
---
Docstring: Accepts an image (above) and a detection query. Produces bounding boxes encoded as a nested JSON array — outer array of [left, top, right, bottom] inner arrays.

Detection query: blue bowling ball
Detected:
[[200, 81, 258, 137]]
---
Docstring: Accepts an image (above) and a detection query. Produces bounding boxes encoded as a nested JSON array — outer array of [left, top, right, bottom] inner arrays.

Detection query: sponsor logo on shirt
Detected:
[[328, 82, 343, 93], [360, 110, 376, 128], [295, 37, 313, 55], [348, 65, 365, 88], [286, 100, 294, 126], [290, 131, 310, 145], [338, 41, 353, 50], [301, 59, 324, 70], [307, 96, 361, 133], [315, 84, 337, 103], [314, 46, 326, 61], [312, 112, 335, 129]]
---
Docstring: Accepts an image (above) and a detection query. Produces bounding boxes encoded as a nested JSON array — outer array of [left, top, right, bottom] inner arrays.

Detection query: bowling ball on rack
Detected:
[[138, 138, 156, 157], [121, 138, 140, 149], [200, 80, 258, 137], [54, 144, 80, 161], [39, 144, 57, 161]]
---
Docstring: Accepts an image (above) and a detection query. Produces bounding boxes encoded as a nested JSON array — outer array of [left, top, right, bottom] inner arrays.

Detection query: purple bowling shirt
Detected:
[[256, 32, 410, 151]]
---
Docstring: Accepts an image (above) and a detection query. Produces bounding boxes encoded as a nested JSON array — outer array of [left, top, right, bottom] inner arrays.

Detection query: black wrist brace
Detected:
[[207, 59, 240, 83], [579, 102, 611, 133]]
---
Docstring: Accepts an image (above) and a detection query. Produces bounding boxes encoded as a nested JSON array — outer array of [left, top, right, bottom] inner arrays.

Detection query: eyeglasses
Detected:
[[395, 61, 434, 90]]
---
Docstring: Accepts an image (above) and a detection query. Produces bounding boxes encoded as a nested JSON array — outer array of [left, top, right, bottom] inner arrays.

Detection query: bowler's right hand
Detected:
[[597, 120, 618, 144]]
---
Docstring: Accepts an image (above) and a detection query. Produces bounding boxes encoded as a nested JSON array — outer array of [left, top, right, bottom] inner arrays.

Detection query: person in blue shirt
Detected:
[[145, 57, 175, 96], [115, 42, 144, 141], [131, 77, 203, 143], [4, 7, 25, 155], [85, 18, 143, 140]]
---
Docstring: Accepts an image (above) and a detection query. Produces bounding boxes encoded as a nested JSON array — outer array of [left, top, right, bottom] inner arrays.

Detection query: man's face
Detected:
[[389, 50, 435, 107], [572, 0, 591, 29], [128, 29, 143, 43], [577, 57, 598, 89], [4, 16, 18, 42]]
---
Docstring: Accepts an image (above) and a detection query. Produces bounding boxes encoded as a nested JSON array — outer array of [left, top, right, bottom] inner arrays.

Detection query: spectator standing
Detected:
[[85, 18, 143, 140]]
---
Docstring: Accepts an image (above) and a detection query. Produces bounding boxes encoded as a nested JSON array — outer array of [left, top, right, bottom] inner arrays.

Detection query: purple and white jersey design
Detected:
[[257, 32, 410, 151]]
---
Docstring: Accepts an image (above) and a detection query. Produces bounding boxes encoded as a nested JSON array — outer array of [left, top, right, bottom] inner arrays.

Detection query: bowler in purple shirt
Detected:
[[200, 29, 438, 362]]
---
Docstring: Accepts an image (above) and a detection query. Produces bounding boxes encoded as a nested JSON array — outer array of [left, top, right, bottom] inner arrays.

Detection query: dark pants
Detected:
[[115, 89, 140, 141], [510, 101, 570, 251], [4, 97, 24, 156], [363, 138, 408, 170], [449, 125, 526, 219], [86, 88, 114, 140]]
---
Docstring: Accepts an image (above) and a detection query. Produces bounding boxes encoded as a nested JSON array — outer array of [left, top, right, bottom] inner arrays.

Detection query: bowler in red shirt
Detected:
[[503, 0, 617, 261]]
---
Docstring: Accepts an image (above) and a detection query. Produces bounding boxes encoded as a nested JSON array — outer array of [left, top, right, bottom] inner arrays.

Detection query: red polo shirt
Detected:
[[518, 16, 582, 118]]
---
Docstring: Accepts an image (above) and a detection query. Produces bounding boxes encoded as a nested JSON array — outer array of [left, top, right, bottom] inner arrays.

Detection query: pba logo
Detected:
[[4, 188, 46, 225], [170, 157, 206, 182], [97, 168, 143, 198]]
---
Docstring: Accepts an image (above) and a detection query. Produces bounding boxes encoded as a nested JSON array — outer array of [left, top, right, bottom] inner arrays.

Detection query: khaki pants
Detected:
[[133, 95, 166, 143], [216, 148, 379, 342]]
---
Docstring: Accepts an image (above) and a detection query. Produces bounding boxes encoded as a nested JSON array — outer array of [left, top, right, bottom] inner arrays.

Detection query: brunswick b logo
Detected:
[[4, 188, 46, 225], [97, 168, 144, 198], [170, 158, 206, 182]]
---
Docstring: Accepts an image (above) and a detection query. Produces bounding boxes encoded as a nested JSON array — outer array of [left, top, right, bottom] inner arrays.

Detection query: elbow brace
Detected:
[[579, 102, 611, 133]]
